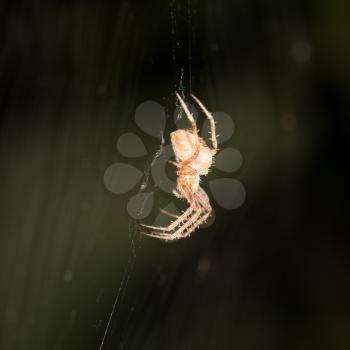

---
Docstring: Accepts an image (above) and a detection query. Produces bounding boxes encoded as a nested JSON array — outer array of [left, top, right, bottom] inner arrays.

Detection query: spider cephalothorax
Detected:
[[141, 92, 218, 241]]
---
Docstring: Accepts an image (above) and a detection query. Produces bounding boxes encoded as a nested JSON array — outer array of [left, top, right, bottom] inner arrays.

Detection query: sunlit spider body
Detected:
[[141, 92, 218, 241]]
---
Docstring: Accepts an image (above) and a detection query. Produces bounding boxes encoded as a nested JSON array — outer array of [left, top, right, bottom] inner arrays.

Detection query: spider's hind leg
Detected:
[[179, 188, 212, 238], [140, 203, 195, 232]]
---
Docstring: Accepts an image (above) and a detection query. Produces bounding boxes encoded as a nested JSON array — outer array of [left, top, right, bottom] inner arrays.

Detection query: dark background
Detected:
[[0, 0, 349, 349]]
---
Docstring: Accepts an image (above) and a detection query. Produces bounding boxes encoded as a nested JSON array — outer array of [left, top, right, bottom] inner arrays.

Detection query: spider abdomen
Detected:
[[171, 129, 197, 161], [171, 129, 213, 175], [189, 144, 213, 175]]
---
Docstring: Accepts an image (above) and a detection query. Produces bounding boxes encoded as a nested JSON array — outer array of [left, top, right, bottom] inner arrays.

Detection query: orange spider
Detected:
[[141, 92, 218, 241]]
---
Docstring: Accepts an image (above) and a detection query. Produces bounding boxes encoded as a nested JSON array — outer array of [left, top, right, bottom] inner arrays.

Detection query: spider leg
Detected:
[[196, 186, 211, 211], [168, 160, 181, 168], [180, 190, 212, 238], [174, 93, 202, 168], [142, 205, 203, 241], [141, 180, 196, 233], [140, 230, 182, 241], [159, 208, 180, 219], [141, 186, 203, 239], [141, 202, 197, 235], [140, 206, 197, 240], [190, 94, 218, 154], [176, 92, 197, 134], [141, 189, 211, 241], [181, 187, 211, 234], [140, 203, 195, 232], [180, 210, 211, 239], [173, 205, 202, 236], [142, 187, 209, 240]]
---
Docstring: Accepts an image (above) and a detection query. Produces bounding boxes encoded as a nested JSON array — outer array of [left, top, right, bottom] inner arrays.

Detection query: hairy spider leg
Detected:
[[176, 92, 197, 134], [140, 203, 200, 239], [142, 205, 203, 241], [159, 208, 180, 219], [197, 186, 211, 209], [146, 190, 211, 241], [141, 181, 196, 231], [143, 194, 206, 240], [141, 174, 204, 238], [142, 186, 212, 241], [190, 94, 218, 154], [141, 179, 197, 233], [171, 93, 201, 169], [141, 204, 195, 232], [179, 188, 212, 238], [179, 210, 211, 239]]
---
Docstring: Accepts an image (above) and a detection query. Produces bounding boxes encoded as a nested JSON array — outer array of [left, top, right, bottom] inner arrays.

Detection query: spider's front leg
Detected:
[[190, 94, 218, 155], [176, 92, 197, 134]]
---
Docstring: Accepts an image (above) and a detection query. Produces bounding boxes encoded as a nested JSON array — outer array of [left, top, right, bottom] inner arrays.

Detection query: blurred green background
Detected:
[[0, 0, 349, 349]]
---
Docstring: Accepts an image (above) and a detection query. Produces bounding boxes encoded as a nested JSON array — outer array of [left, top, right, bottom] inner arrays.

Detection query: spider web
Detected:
[[170, 0, 193, 95], [98, 134, 167, 349], [98, 2, 194, 348]]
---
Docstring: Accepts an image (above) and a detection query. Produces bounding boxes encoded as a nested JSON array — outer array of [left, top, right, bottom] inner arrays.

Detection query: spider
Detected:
[[141, 92, 218, 241]]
